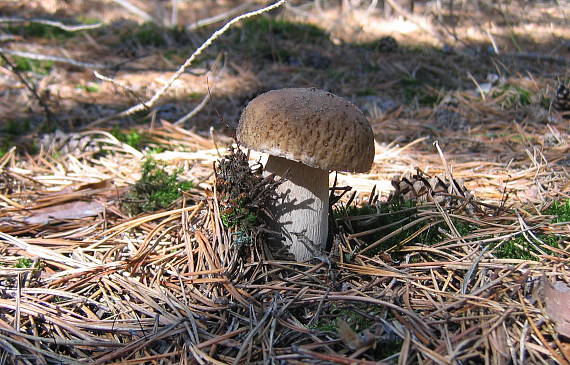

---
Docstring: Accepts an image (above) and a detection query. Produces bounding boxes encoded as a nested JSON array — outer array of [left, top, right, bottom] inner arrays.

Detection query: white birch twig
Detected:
[[94, 71, 147, 105], [174, 92, 211, 126], [0, 17, 102, 32], [186, 2, 253, 31], [173, 53, 223, 126], [111, 0, 157, 23], [0, 48, 107, 69], [89, 0, 287, 127]]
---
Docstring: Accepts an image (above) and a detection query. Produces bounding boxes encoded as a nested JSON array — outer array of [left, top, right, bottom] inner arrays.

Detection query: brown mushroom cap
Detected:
[[237, 88, 374, 173]]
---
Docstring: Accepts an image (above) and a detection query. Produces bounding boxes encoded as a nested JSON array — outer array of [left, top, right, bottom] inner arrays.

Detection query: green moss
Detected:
[[163, 48, 197, 63], [492, 233, 560, 261], [215, 148, 281, 252], [335, 203, 377, 218], [110, 128, 147, 150], [38, 122, 57, 135], [10, 56, 54, 75], [188, 92, 204, 100], [76, 83, 99, 93], [454, 220, 477, 236], [494, 237, 537, 260], [133, 23, 168, 47], [492, 84, 533, 109], [545, 199, 570, 223], [148, 147, 165, 154], [325, 69, 346, 81], [5, 22, 75, 39], [491, 201, 569, 260], [336, 201, 415, 256], [242, 17, 329, 44], [128, 23, 188, 47], [233, 17, 328, 61], [121, 158, 193, 215], [339, 198, 568, 262], [15, 258, 33, 268], [309, 303, 402, 359], [0, 135, 39, 157], [356, 40, 379, 50], [220, 197, 258, 229], [355, 88, 377, 96], [76, 17, 100, 25], [357, 36, 398, 53], [163, 49, 179, 61], [0, 143, 10, 158], [400, 76, 440, 106], [309, 303, 374, 332], [1, 119, 31, 136], [336, 201, 478, 257]]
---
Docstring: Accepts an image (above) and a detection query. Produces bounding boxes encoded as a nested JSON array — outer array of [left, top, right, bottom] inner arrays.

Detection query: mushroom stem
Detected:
[[264, 155, 329, 261]]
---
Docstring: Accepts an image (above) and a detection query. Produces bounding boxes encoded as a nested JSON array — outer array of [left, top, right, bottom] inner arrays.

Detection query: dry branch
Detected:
[[0, 17, 102, 32], [0, 48, 107, 69], [89, 0, 287, 127]]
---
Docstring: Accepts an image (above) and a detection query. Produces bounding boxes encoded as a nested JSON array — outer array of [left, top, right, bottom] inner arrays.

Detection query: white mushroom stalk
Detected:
[[264, 155, 329, 261]]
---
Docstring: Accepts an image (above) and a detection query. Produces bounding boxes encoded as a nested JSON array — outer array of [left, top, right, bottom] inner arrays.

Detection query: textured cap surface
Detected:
[[237, 88, 374, 172]]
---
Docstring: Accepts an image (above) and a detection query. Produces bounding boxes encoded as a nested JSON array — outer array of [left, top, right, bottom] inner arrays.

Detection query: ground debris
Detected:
[[0, 0, 570, 362], [553, 82, 570, 118], [214, 147, 280, 232], [388, 168, 474, 210]]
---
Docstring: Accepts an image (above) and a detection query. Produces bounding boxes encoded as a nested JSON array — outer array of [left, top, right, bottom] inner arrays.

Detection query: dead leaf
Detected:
[[338, 319, 364, 350], [337, 320, 379, 351], [75, 179, 113, 191], [54, 179, 112, 194], [23, 201, 104, 225], [543, 279, 570, 338]]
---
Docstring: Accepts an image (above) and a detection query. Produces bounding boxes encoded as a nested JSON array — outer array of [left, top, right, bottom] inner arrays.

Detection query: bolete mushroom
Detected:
[[237, 88, 374, 261]]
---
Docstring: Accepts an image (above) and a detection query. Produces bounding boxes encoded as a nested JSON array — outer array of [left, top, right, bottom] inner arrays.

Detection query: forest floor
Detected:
[[0, 0, 569, 364]]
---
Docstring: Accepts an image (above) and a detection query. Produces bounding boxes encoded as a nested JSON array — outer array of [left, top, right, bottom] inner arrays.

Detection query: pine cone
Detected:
[[389, 169, 473, 209], [40, 131, 100, 155], [552, 83, 570, 118], [377, 36, 398, 53]]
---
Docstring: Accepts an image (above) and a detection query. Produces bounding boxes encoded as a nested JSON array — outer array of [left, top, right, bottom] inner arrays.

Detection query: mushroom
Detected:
[[237, 88, 374, 261]]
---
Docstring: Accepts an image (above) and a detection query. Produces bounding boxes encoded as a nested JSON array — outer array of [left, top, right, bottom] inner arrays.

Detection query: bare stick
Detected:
[[0, 48, 107, 69], [186, 2, 253, 31], [0, 48, 189, 72], [90, 0, 287, 127], [0, 50, 58, 127], [111, 0, 156, 23], [174, 92, 210, 126], [94, 71, 147, 105], [173, 54, 223, 126], [0, 17, 102, 32]]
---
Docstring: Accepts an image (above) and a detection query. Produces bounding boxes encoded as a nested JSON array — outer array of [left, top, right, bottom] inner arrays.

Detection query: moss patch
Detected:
[[492, 84, 533, 109], [127, 23, 188, 47], [241, 17, 329, 44], [228, 16, 329, 62], [336, 201, 442, 256], [9, 56, 54, 75], [121, 158, 193, 215], [110, 128, 151, 150]]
